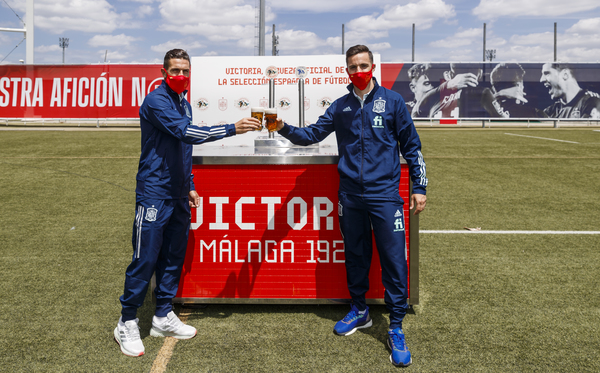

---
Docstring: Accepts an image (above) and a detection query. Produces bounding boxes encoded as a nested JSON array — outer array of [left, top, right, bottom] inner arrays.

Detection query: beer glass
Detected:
[[264, 108, 277, 132], [250, 107, 264, 131]]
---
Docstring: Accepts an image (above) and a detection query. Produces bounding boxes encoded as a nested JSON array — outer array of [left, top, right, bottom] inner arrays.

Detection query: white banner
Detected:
[[190, 55, 381, 146]]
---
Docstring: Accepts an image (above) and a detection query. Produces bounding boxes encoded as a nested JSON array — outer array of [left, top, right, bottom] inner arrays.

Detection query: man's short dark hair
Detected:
[[450, 63, 482, 80], [491, 63, 525, 92], [408, 63, 432, 81], [163, 49, 190, 70], [346, 45, 373, 65], [549, 63, 576, 80]]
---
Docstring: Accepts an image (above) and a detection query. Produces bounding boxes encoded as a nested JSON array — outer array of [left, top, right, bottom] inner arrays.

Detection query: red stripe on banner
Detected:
[[0, 64, 162, 118], [440, 119, 458, 125], [380, 63, 404, 90]]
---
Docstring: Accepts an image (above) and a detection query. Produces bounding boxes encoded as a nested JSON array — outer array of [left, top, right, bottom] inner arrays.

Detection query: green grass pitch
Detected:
[[0, 128, 598, 372]]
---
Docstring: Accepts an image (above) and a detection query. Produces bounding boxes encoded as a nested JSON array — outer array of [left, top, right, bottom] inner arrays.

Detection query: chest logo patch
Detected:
[[373, 115, 384, 128], [373, 99, 386, 113]]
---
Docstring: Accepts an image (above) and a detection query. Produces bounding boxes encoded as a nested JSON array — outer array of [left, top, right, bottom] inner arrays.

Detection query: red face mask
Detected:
[[347, 65, 375, 91], [163, 70, 190, 94]]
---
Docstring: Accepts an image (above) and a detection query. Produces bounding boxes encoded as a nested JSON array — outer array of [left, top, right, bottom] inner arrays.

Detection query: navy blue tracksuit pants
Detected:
[[338, 191, 409, 329], [120, 197, 190, 321]]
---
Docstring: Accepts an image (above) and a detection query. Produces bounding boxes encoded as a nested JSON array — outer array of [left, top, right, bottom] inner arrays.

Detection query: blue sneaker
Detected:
[[333, 304, 372, 336], [387, 327, 412, 367]]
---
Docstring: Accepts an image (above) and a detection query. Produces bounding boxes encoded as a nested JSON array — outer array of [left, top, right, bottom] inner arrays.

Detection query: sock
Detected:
[[120, 315, 136, 324]]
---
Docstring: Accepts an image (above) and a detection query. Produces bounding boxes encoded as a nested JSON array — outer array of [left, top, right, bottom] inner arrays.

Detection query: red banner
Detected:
[[0, 63, 404, 120], [0, 64, 163, 118], [177, 163, 412, 302]]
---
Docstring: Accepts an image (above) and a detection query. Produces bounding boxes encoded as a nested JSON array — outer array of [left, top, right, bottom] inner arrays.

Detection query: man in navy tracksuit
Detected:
[[275, 45, 427, 367], [114, 49, 260, 357]]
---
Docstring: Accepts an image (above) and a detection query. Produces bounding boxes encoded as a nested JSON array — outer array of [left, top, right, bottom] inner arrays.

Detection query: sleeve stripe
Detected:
[[135, 205, 144, 259], [185, 125, 227, 139], [417, 150, 428, 187]]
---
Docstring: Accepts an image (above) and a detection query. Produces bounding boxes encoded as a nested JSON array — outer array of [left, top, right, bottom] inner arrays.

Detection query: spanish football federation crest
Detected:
[[145, 206, 158, 222], [373, 98, 386, 113], [218, 98, 228, 111]]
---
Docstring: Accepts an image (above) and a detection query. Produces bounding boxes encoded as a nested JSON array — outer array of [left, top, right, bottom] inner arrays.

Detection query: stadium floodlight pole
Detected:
[[26, 0, 34, 64], [258, 0, 265, 56], [553, 23, 557, 61], [483, 23, 486, 62], [342, 24, 345, 54], [412, 23, 415, 62], [59, 37, 69, 64], [272, 24, 279, 56]]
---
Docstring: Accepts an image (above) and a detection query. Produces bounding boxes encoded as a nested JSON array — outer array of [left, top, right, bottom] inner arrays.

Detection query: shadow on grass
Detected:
[[173, 303, 416, 349]]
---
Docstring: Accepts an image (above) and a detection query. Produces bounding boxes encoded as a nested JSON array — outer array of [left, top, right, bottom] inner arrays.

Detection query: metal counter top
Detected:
[[192, 135, 407, 165], [192, 143, 340, 165]]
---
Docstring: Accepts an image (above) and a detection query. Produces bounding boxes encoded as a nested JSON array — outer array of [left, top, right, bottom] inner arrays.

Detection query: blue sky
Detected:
[[1, 0, 600, 65]]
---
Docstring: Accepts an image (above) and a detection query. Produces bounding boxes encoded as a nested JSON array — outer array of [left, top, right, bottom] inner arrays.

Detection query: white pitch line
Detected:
[[504, 133, 579, 144], [421, 230, 600, 234]]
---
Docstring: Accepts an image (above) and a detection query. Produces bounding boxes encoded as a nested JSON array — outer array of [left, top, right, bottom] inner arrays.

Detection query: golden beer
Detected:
[[265, 108, 277, 132], [250, 107, 264, 131]]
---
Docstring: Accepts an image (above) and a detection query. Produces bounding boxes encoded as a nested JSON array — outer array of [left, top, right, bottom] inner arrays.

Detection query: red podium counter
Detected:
[[174, 141, 419, 305]]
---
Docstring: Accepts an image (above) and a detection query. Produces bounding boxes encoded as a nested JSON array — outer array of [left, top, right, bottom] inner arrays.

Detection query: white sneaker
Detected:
[[114, 318, 145, 357], [150, 311, 197, 339]]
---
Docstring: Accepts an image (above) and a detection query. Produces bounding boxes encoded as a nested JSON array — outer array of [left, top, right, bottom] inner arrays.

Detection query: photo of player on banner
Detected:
[[393, 62, 600, 120]]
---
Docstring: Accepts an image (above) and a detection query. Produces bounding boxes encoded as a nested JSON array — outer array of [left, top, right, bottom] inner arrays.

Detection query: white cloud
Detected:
[[26, 0, 132, 34], [269, 0, 398, 12], [445, 49, 477, 61], [347, 0, 456, 32], [137, 5, 154, 17], [257, 29, 335, 55], [35, 45, 61, 53], [0, 33, 13, 45], [558, 47, 600, 61], [483, 18, 600, 62], [275, 29, 328, 53], [510, 29, 600, 50], [150, 40, 205, 53], [369, 42, 392, 53], [425, 27, 510, 61], [343, 29, 391, 45], [264, 28, 379, 56], [100, 50, 131, 62], [473, 0, 600, 19], [155, 0, 279, 53], [158, 0, 258, 40], [509, 32, 554, 47], [88, 34, 139, 47], [566, 17, 600, 34], [429, 28, 481, 49], [493, 45, 552, 62]]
